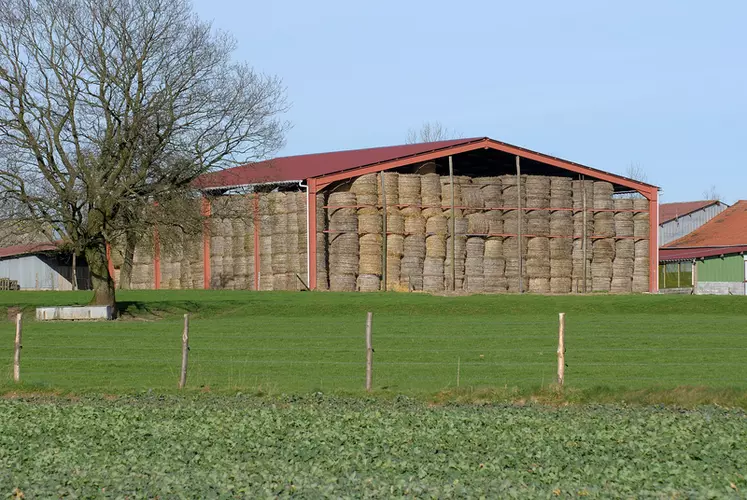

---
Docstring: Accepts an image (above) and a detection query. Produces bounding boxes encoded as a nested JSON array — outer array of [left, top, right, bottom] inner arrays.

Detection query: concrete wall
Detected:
[[0, 253, 90, 290], [659, 202, 728, 245], [696, 282, 744, 295]]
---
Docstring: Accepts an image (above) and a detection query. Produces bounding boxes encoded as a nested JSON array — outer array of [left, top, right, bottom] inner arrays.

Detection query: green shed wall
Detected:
[[697, 254, 744, 282]]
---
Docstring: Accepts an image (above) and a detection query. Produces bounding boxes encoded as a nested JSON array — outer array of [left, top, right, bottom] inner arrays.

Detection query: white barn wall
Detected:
[[0, 254, 89, 290], [659, 203, 728, 246]]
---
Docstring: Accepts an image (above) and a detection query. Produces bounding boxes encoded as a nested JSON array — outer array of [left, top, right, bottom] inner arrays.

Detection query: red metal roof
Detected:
[[659, 200, 720, 224], [196, 138, 479, 189], [0, 241, 59, 259], [195, 137, 659, 193], [664, 200, 747, 249], [660, 245, 747, 262]]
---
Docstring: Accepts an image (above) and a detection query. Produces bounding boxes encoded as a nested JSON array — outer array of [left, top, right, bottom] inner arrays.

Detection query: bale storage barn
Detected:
[[124, 138, 660, 293]]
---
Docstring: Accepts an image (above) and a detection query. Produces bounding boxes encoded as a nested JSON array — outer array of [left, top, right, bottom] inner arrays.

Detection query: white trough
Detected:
[[36, 306, 113, 321]]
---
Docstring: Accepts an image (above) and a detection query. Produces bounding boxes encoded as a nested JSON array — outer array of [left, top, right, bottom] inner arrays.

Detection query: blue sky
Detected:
[[193, 0, 746, 204]]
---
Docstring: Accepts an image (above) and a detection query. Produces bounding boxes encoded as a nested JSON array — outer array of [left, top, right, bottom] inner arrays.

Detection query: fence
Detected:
[[4, 312, 747, 393]]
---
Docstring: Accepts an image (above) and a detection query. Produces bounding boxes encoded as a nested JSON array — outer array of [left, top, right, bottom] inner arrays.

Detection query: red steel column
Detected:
[[253, 193, 260, 290], [308, 178, 318, 290], [201, 195, 211, 289], [153, 227, 161, 290], [647, 189, 659, 293]]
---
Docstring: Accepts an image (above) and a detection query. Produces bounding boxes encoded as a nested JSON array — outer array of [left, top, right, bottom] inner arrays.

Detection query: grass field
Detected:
[[2, 395, 746, 497], [0, 290, 745, 403]]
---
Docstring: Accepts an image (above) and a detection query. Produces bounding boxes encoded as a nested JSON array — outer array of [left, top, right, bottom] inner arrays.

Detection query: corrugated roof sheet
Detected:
[[660, 245, 747, 262], [659, 200, 720, 224], [0, 242, 59, 259], [664, 200, 747, 248], [196, 138, 480, 189]]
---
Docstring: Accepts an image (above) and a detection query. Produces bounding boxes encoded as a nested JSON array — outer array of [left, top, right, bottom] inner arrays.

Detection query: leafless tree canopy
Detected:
[[0, 0, 288, 305], [406, 121, 460, 144], [616, 162, 648, 199], [701, 185, 722, 202]]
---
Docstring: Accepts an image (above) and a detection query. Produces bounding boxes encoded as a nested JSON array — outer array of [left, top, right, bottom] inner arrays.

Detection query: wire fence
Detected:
[[4, 312, 747, 393]]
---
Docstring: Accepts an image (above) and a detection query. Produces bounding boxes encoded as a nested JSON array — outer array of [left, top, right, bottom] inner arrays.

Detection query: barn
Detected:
[[0, 243, 90, 291], [660, 200, 747, 294], [123, 137, 660, 293], [659, 200, 728, 246]]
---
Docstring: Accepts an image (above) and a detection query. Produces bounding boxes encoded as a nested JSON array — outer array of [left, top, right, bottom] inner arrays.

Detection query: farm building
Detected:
[[121, 137, 661, 293], [659, 200, 728, 245], [660, 201, 747, 294], [0, 242, 90, 291]]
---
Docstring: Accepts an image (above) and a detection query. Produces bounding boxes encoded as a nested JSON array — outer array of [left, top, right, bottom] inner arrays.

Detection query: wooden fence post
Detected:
[[179, 313, 189, 389], [365, 312, 373, 392], [557, 312, 565, 386], [13, 312, 21, 383]]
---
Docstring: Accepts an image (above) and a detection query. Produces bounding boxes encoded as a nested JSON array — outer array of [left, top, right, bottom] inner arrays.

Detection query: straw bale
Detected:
[[386, 257, 401, 286], [329, 252, 358, 276], [503, 236, 528, 258], [400, 256, 424, 290], [328, 192, 357, 217], [423, 256, 444, 276], [404, 214, 426, 235], [329, 213, 357, 233], [485, 276, 508, 293], [351, 173, 378, 195], [359, 234, 382, 274], [485, 211, 503, 234], [467, 213, 489, 235], [415, 161, 438, 174], [526, 213, 550, 236], [633, 213, 649, 238], [611, 276, 632, 293], [594, 217, 616, 238], [526, 194, 549, 210], [573, 213, 594, 239], [483, 257, 506, 275], [572, 180, 594, 209], [526, 257, 550, 278], [593, 239, 615, 260], [503, 210, 528, 235], [399, 174, 421, 205], [591, 276, 611, 292], [634, 239, 649, 258], [550, 237, 573, 259], [550, 277, 572, 294], [211, 259, 224, 288], [466, 237, 485, 259], [387, 234, 405, 257], [632, 275, 648, 293], [504, 257, 524, 277], [614, 218, 634, 237], [551, 259, 572, 278], [316, 192, 327, 226], [387, 210, 405, 234], [465, 275, 485, 292], [330, 231, 358, 252], [524, 175, 550, 193], [474, 177, 502, 207], [551, 177, 573, 193], [421, 173, 442, 218], [484, 238, 504, 258], [613, 258, 634, 278], [403, 234, 426, 258], [378, 172, 399, 206], [454, 217, 468, 236], [330, 273, 356, 292], [357, 274, 381, 292], [461, 183, 482, 215], [426, 235, 446, 258], [529, 277, 550, 294], [633, 198, 649, 211], [439, 176, 465, 208], [425, 215, 448, 235], [180, 256, 192, 289], [358, 213, 382, 234], [527, 237, 550, 258], [356, 194, 379, 215], [633, 256, 649, 276], [591, 258, 613, 277], [616, 239, 635, 259]]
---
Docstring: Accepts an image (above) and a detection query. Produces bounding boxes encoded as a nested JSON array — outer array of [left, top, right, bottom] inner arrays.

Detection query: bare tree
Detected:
[[406, 121, 461, 144], [616, 162, 648, 199], [701, 185, 722, 202], [0, 0, 288, 308]]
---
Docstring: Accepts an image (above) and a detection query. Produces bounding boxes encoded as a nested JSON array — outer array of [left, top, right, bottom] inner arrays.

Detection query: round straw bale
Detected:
[[525, 175, 550, 192], [551, 259, 573, 278], [614, 198, 633, 211], [633, 198, 649, 211], [357, 274, 381, 292], [351, 173, 378, 195], [426, 235, 446, 258], [423, 256, 444, 276], [483, 257, 506, 275], [475, 177, 502, 207], [403, 234, 426, 258], [550, 213, 573, 236], [400, 256, 424, 290], [404, 214, 426, 235], [329, 252, 358, 276], [399, 174, 421, 205], [526, 258, 550, 278], [526, 213, 550, 236], [612, 258, 634, 278], [461, 184, 482, 215], [440, 176, 464, 207], [550, 277, 571, 294], [330, 273, 356, 292], [611, 276, 632, 293], [550, 237, 573, 259], [421, 173, 442, 217], [466, 237, 485, 257], [425, 215, 448, 235], [614, 217, 634, 238], [633, 217, 649, 239], [454, 217, 468, 236], [503, 236, 528, 258], [358, 213, 382, 234], [387, 234, 405, 257], [632, 275, 648, 292], [484, 238, 504, 258], [572, 180, 594, 209], [387, 211, 405, 234], [634, 239, 649, 258], [527, 237, 550, 258], [502, 210, 528, 235], [485, 276, 508, 293], [359, 234, 382, 274], [633, 257, 649, 275], [378, 172, 399, 205], [616, 239, 635, 259], [591, 258, 613, 277], [467, 213, 489, 235], [594, 217, 615, 238], [356, 194, 379, 215], [485, 211, 503, 234], [551, 177, 573, 193], [504, 257, 524, 277], [330, 231, 358, 251], [386, 257, 401, 284], [465, 275, 485, 292], [526, 277, 549, 293], [593, 239, 616, 260]]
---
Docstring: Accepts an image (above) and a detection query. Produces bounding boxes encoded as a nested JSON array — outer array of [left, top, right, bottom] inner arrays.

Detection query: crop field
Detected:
[[0, 291, 746, 401], [1, 395, 746, 497]]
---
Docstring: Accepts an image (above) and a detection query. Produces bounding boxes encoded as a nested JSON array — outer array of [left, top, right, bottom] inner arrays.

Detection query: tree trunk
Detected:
[[119, 230, 137, 290], [86, 243, 117, 312]]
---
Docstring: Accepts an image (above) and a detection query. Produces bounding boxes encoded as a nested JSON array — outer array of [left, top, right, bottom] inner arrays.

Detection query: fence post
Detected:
[[557, 312, 565, 386], [13, 312, 21, 383], [365, 311, 373, 392], [179, 313, 189, 389]]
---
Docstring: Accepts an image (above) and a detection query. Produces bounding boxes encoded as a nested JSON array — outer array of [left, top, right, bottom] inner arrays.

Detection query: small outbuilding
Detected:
[[659, 200, 728, 246], [660, 201, 747, 294], [0, 243, 90, 291]]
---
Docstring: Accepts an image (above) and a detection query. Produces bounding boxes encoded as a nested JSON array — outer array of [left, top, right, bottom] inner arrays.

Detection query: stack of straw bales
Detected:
[[130, 243, 153, 289], [380, 172, 402, 290], [591, 181, 615, 292], [550, 178, 573, 293], [352, 174, 382, 292], [188, 235, 203, 289], [476, 177, 506, 292], [259, 195, 274, 290], [295, 192, 308, 289], [269, 192, 290, 290], [525, 176, 551, 293], [464, 182, 485, 292], [632, 198, 650, 292], [209, 217, 226, 289], [423, 173, 446, 292], [316, 192, 329, 290], [328, 190, 358, 291], [571, 180, 594, 292], [611, 198, 634, 293], [501, 174, 527, 293], [400, 174, 424, 290]]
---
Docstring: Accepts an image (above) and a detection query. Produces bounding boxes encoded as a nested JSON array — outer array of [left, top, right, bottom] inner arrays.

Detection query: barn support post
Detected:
[[380, 174, 388, 291], [449, 156, 456, 291], [581, 174, 588, 293], [307, 178, 318, 290], [201, 195, 212, 289], [253, 193, 260, 291], [516, 156, 523, 293], [645, 189, 659, 293]]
